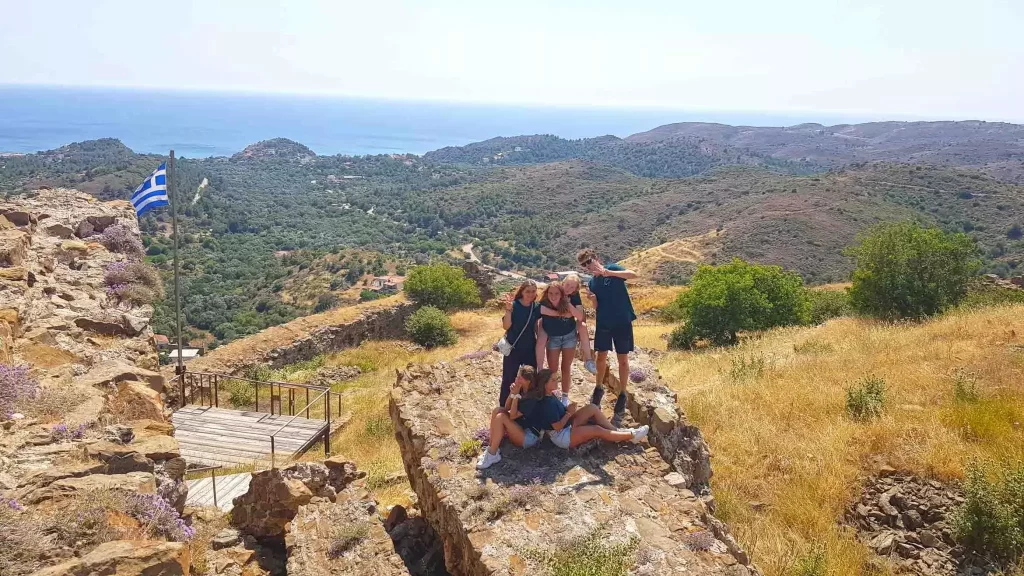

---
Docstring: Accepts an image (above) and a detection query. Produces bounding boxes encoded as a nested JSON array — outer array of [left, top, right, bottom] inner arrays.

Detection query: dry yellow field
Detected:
[[659, 305, 1024, 575]]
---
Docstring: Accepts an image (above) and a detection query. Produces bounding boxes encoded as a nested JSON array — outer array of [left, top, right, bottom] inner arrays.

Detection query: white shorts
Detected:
[[549, 426, 572, 449], [522, 429, 541, 448]]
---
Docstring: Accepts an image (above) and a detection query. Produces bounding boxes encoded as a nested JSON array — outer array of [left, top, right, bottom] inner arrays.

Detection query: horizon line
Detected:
[[3, 82, 1020, 126]]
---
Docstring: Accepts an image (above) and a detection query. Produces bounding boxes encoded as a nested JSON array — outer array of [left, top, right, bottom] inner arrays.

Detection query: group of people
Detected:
[[477, 248, 646, 469]]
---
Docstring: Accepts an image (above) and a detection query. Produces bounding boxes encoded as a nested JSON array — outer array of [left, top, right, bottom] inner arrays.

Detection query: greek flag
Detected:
[[131, 163, 169, 217]]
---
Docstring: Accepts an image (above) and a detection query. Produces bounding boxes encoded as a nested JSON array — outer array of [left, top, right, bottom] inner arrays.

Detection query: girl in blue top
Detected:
[[498, 280, 539, 406], [538, 281, 584, 406]]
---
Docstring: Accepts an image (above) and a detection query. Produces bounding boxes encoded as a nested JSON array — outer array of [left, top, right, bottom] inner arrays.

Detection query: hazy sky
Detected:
[[2, 0, 1022, 121]]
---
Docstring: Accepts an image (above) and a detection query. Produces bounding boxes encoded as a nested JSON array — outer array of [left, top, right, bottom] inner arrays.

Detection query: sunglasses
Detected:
[[580, 259, 592, 268]]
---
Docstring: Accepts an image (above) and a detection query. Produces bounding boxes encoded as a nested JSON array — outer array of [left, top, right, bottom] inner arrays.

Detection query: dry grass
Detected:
[[629, 285, 686, 315], [657, 304, 1024, 576], [297, 309, 504, 507]]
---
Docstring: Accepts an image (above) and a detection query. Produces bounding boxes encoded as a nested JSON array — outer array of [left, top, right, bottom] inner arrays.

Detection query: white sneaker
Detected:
[[630, 425, 649, 444], [476, 449, 502, 469], [584, 359, 598, 375], [560, 394, 570, 407]]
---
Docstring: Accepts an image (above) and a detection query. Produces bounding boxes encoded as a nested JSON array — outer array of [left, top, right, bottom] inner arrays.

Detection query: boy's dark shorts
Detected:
[[594, 323, 634, 354]]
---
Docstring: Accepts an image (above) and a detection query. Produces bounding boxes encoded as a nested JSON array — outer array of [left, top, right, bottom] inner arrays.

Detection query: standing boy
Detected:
[[578, 248, 638, 426]]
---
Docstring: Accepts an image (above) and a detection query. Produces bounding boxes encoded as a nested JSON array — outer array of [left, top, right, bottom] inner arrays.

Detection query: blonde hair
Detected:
[[541, 280, 570, 314], [563, 273, 581, 292]]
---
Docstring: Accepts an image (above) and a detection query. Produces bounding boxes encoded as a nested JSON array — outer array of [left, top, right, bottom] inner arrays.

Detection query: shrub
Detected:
[[405, 306, 457, 348], [50, 422, 87, 442], [359, 289, 385, 301], [18, 380, 89, 420], [459, 439, 482, 458], [314, 292, 339, 313], [952, 460, 1024, 565], [959, 280, 1024, 310], [669, 259, 809, 348], [846, 222, 981, 320], [952, 368, 981, 403], [327, 521, 370, 558], [123, 493, 196, 541], [525, 526, 640, 576], [103, 261, 163, 306], [404, 264, 481, 310], [845, 375, 886, 420], [223, 379, 256, 409], [98, 224, 145, 260], [0, 364, 38, 418], [667, 324, 693, 350], [364, 413, 394, 439], [790, 545, 828, 576], [806, 289, 852, 324], [729, 355, 767, 381]]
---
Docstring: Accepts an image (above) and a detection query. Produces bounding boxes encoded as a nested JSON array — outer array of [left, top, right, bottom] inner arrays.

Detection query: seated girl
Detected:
[[476, 365, 544, 470], [533, 368, 649, 450], [535, 281, 584, 406], [535, 276, 598, 375]]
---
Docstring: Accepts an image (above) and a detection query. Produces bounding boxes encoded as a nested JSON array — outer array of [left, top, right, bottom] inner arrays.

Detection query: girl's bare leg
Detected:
[[535, 322, 548, 370], [578, 322, 593, 362], [570, 404, 616, 430], [546, 348, 560, 384], [568, 425, 632, 447], [560, 347, 575, 396], [488, 412, 527, 453]]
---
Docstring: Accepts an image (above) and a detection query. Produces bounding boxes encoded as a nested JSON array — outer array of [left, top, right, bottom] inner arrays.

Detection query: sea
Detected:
[[0, 85, 875, 158]]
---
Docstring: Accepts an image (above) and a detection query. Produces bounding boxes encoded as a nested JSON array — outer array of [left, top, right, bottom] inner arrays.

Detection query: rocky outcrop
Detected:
[[286, 492, 411, 576], [231, 458, 365, 539], [845, 472, 996, 576], [30, 540, 190, 576], [188, 297, 414, 374], [461, 261, 496, 303], [389, 352, 758, 576]]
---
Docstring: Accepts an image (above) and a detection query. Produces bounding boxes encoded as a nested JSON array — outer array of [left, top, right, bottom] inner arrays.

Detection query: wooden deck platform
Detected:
[[171, 405, 329, 468], [186, 472, 252, 512]]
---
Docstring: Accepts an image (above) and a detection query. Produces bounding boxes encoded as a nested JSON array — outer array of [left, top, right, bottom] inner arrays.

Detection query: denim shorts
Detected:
[[547, 332, 578, 350], [522, 429, 541, 448], [549, 426, 572, 449]]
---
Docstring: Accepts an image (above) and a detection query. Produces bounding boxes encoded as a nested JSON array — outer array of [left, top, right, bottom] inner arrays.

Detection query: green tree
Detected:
[[404, 264, 481, 310], [669, 258, 809, 348], [314, 292, 339, 313], [846, 222, 981, 320], [405, 306, 457, 348]]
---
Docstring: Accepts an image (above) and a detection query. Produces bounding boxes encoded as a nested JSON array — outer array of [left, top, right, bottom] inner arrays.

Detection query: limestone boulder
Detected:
[[0, 229, 30, 266], [30, 540, 189, 576], [78, 361, 165, 394], [23, 471, 156, 504], [231, 460, 363, 538], [110, 380, 165, 421], [286, 490, 410, 576]]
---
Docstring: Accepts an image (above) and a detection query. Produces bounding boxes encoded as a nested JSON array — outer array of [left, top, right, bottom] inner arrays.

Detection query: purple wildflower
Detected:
[[98, 224, 145, 260], [123, 493, 194, 541], [683, 530, 717, 551], [629, 367, 651, 383], [1, 497, 24, 511], [473, 428, 490, 444], [51, 422, 87, 442], [0, 364, 38, 418]]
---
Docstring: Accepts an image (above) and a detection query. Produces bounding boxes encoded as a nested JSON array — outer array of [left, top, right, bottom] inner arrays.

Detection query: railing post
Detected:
[[324, 391, 331, 457], [289, 389, 294, 416], [213, 375, 219, 408], [178, 374, 185, 407], [211, 469, 218, 508], [305, 388, 310, 419], [254, 380, 259, 412], [270, 436, 276, 469]]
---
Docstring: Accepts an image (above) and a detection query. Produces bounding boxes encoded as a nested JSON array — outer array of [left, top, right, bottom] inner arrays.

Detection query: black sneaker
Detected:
[[611, 393, 628, 427], [591, 386, 605, 407]]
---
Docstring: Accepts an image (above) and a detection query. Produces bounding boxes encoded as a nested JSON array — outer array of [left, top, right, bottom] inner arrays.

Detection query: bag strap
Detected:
[[509, 303, 534, 348]]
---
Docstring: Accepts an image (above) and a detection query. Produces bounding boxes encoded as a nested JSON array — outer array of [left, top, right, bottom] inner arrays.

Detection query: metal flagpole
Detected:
[[168, 150, 185, 376]]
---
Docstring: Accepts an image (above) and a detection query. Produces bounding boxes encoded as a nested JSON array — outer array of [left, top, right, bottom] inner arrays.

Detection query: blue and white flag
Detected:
[[131, 163, 169, 217]]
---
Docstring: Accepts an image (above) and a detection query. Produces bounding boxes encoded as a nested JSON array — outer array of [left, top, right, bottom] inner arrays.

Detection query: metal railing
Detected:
[[177, 371, 342, 420], [269, 387, 331, 468], [188, 464, 223, 508], [176, 370, 342, 468]]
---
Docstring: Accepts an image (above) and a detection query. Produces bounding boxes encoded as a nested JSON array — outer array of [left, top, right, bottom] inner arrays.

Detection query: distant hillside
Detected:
[[423, 133, 809, 178], [231, 138, 316, 162], [403, 160, 1024, 283], [627, 121, 1024, 182]]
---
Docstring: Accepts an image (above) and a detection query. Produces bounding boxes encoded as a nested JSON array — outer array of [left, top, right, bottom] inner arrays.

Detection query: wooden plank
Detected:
[[178, 406, 328, 428], [172, 414, 326, 437], [176, 431, 309, 454], [181, 450, 266, 467], [175, 426, 310, 448], [172, 420, 321, 443]]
